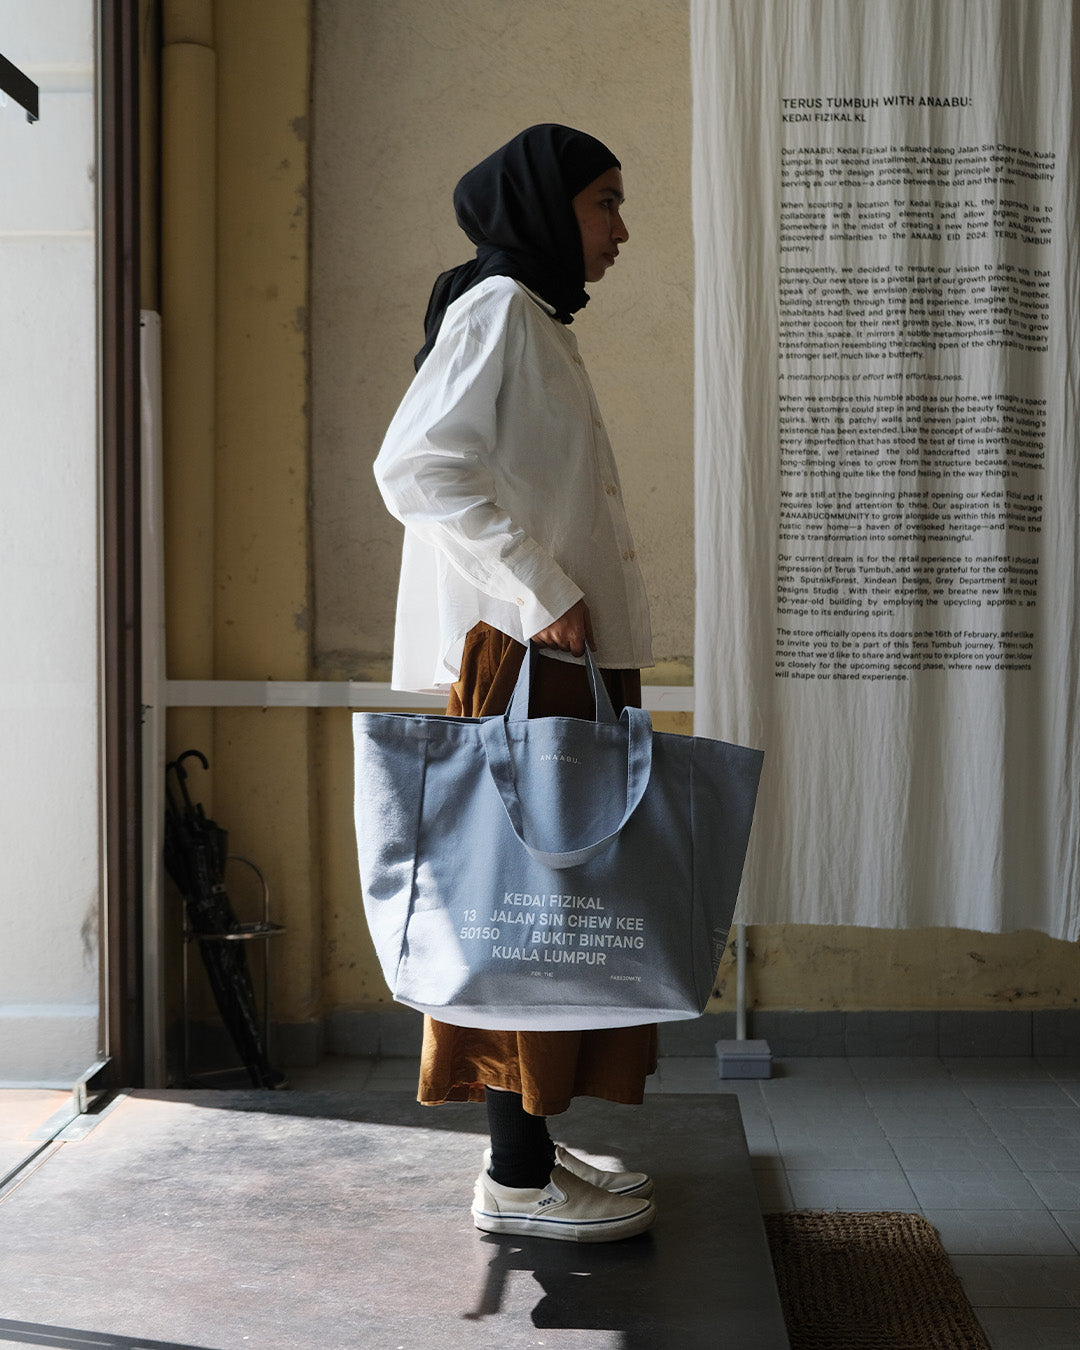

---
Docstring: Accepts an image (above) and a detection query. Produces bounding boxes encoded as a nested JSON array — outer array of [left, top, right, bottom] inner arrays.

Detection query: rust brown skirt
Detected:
[[417, 623, 659, 1117]]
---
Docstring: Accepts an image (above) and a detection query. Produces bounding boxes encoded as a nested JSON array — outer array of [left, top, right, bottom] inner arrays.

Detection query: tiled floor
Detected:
[[289, 1053, 1080, 1349]]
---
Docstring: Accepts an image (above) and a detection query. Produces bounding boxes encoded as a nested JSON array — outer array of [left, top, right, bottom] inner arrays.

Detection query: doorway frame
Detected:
[[99, 0, 143, 1088]]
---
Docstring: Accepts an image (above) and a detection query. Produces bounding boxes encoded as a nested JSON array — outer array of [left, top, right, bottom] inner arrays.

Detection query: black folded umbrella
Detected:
[[164, 750, 283, 1089]]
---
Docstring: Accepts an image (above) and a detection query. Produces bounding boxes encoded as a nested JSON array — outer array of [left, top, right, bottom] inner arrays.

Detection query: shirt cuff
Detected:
[[514, 576, 584, 641]]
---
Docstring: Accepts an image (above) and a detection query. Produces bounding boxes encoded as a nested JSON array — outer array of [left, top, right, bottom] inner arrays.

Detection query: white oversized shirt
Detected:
[[374, 276, 652, 693]]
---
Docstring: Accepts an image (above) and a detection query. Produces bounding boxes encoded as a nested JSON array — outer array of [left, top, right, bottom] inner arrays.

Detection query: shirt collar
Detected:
[[516, 281, 558, 316]]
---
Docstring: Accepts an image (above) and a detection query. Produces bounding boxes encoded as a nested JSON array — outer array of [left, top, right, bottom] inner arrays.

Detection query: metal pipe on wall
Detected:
[[161, 2, 216, 698], [140, 312, 166, 1086]]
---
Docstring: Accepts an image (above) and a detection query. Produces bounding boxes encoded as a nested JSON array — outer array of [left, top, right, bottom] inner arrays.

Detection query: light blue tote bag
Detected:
[[353, 648, 763, 1030]]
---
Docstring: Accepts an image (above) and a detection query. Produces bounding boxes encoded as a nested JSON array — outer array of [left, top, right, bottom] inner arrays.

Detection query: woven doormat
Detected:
[[765, 1211, 990, 1350]]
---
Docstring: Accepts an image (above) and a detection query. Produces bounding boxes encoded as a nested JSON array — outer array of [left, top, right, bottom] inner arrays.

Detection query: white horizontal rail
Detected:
[[161, 679, 694, 713]]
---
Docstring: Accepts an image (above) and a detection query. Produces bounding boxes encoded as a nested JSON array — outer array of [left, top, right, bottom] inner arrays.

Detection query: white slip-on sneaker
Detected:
[[472, 1163, 655, 1243], [481, 1146, 654, 1199], [554, 1144, 654, 1199]]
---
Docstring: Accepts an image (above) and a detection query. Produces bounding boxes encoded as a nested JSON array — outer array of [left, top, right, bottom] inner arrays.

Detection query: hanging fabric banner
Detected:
[[692, 0, 1078, 937]]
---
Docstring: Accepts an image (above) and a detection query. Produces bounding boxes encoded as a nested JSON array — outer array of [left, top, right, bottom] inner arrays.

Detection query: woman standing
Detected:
[[374, 124, 656, 1243]]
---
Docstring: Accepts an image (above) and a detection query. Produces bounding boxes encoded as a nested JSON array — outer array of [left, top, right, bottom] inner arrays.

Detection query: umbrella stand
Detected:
[[165, 751, 287, 1090], [181, 854, 287, 1089]]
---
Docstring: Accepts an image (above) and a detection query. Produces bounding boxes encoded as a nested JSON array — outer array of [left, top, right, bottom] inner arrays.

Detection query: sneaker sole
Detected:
[[472, 1202, 655, 1243]]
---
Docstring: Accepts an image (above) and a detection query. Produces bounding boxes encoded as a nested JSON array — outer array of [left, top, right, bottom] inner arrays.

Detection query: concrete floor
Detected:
[[0, 1077, 787, 1350]]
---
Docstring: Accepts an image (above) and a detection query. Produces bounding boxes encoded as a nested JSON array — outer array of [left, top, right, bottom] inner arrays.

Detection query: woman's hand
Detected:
[[531, 599, 595, 657]]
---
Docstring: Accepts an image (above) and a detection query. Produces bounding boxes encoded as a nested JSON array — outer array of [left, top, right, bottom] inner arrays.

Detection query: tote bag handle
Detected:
[[480, 649, 653, 870], [505, 642, 619, 725]]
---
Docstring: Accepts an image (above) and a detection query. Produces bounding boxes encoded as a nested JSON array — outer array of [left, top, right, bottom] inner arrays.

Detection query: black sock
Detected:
[[485, 1089, 556, 1189]]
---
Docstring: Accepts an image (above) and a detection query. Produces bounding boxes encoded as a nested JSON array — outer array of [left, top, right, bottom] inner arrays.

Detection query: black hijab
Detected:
[[414, 124, 620, 370]]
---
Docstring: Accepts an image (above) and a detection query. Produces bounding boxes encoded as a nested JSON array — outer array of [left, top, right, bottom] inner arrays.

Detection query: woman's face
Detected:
[[572, 167, 629, 283]]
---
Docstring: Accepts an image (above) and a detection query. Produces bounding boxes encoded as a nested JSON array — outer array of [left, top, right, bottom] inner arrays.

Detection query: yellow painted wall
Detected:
[[158, 1, 1078, 1056], [309, 0, 695, 681], [713, 923, 1080, 1014], [161, 0, 323, 1039], [211, 3, 322, 1028]]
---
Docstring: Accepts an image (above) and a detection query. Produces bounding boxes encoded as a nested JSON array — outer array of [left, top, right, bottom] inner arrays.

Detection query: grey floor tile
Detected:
[[764, 1057, 859, 1083], [963, 1082, 1077, 1111], [713, 1079, 768, 1108], [870, 1105, 1004, 1141], [764, 1118, 882, 1152], [848, 1055, 953, 1081], [889, 1136, 1022, 1174], [732, 1091, 776, 1124], [976, 1306, 1080, 1349], [650, 1058, 727, 1092], [1002, 1147, 1080, 1176], [1028, 1173, 1080, 1209], [763, 1098, 879, 1127], [943, 1057, 1051, 1083], [868, 1081, 977, 1104], [924, 1208, 1078, 1256], [978, 1108, 1080, 1172], [904, 1171, 1045, 1210], [767, 1100, 884, 1128], [769, 1140, 899, 1172], [950, 1254, 1080, 1309], [729, 1110, 780, 1156], [697, 1077, 769, 1110], [758, 1099, 879, 1129], [980, 1106, 1080, 1139], [786, 1168, 920, 1212], [768, 1105, 888, 1135], [989, 1137, 1080, 1174], [1052, 1211, 1080, 1252], [1013, 1146, 1080, 1176]]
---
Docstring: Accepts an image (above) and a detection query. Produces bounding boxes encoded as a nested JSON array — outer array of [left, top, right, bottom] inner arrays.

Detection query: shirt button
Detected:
[[515, 597, 525, 606], [605, 483, 618, 495], [593, 418, 603, 430], [573, 354, 583, 365]]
